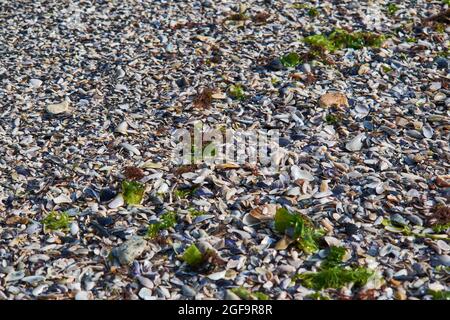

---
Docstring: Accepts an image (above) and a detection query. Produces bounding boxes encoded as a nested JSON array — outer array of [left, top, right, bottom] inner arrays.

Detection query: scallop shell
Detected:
[[345, 133, 365, 151]]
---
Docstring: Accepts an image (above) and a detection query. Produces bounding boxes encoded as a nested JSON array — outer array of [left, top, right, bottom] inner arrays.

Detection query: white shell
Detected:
[[138, 288, 155, 300], [70, 222, 79, 236], [422, 124, 434, 138], [120, 143, 141, 156], [291, 165, 314, 181], [108, 194, 124, 209], [345, 133, 365, 151], [115, 121, 128, 134], [30, 79, 43, 88], [207, 270, 227, 280], [46, 101, 70, 114], [53, 194, 72, 204]]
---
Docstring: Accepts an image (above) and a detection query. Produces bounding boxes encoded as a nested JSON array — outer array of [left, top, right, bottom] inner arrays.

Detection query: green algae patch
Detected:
[[146, 211, 177, 239], [122, 180, 145, 205], [42, 211, 72, 231], [182, 244, 204, 267], [294, 267, 374, 290], [304, 29, 386, 52], [280, 52, 301, 68], [274, 208, 324, 254], [231, 287, 269, 300], [228, 84, 246, 100]]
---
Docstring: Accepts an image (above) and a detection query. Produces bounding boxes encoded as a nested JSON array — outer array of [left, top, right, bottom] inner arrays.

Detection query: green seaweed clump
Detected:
[[432, 222, 450, 233], [304, 34, 336, 52], [280, 52, 301, 68], [306, 292, 330, 300], [321, 246, 346, 269], [146, 211, 177, 238], [122, 180, 145, 205], [387, 3, 399, 15], [230, 287, 269, 300], [174, 187, 197, 199], [182, 244, 204, 267], [307, 7, 319, 17], [42, 211, 72, 231], [274, 208, 324, 254], [325, 114, 341, 125], [429, 290, 450, 300], [304, 29, 385, 52], [293, 245, 374, 290], [228, 84, 246, 100], [188, 208, 205, 217], [294, 267, 373, 290]]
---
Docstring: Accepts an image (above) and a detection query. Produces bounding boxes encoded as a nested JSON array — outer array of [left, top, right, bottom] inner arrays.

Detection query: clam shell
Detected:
[[115, 121, 128, 134], [46, 101, 70, 114], [274, 236, 294, 250], [345, 133, 365, 151], [291, 165, 314, 181], [249, 204, 277, 221], [53, 194, 72, 204], [422, 124, 434, 138], [120, 143, 141, 156], [108, 194, 124, 209]]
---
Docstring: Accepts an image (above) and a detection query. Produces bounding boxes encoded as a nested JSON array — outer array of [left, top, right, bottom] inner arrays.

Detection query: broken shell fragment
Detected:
[[318, 92, 349, 108]]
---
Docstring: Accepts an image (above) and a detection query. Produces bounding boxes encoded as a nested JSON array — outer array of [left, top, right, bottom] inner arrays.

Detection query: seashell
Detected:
[[324, 236, 342, 247], [115, 121, 128, 134], [120, 143, 141, 156], [211, 92, 226, 99], [249, 204, 277, 221], [435, 176, 450, 187], [436, 241, 450, 252], [271, 148, 285, 167], [53, 194, 72, 204], [157, 182, 169, 194], [345, 133, 365, 151], [314, 190, 333, 198], [141, 161, 163, 169], [274, 236, 293, 250], [320, 180, 329, 193], [32, 284, 47, 297], [30, 79, 43, 88], [434, 92, 446, 102], [291, 165, 314, 181], [422, 124, 434, 138], [21, 275, 45, 284], [216, 163, 240, 170], [358, 63, 370, 75], [108, 194, 124, 209], [318, 92, 349, 108], [193, 168, 211, 184], [70, 222, 79, 236], [46, 100, 70, 114], [286, 187, 301, 196], [207, 270, 227, 280], [355, 104, 370, 117], [138, 288, 155, 300], [111, 236, 147, 265], [242, 213, 261, 226], [5, 271, 25, 282]]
